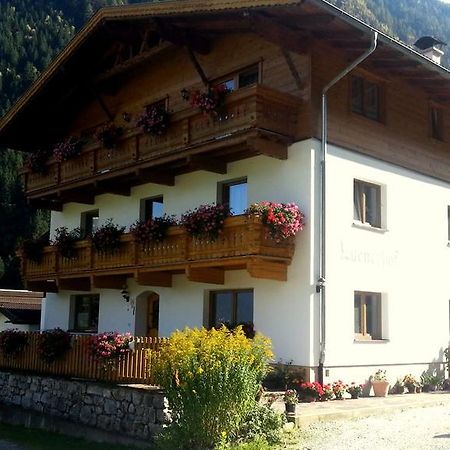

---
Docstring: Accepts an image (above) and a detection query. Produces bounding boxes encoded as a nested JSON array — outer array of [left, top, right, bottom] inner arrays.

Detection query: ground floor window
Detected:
[[354, 291, 382, 341], [71, 294, 99, 333], [209, 289, 253, 332]]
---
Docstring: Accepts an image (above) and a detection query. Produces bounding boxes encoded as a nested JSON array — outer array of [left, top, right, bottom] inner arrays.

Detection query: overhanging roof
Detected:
[[1, 0, 450, 151]]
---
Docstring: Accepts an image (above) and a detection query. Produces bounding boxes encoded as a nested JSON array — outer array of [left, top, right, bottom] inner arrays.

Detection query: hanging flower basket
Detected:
[[0, 329, 29, 358], [53, 137, 83, 163], [37, 328, 72, 364], [90, 219, 125, 254], [94, 122, 123, 149], [89, 332, 133, 371], [246, 201, 305, 242], [53, 227, 82, 259], [181, 84, 230, 117], [136, 106, 170, 136], [130, 215, 177, 250], [26, 148, 51, 174]]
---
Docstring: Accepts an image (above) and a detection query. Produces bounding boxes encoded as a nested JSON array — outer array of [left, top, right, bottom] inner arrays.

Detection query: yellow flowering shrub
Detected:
[[154, 326, 273, 449]]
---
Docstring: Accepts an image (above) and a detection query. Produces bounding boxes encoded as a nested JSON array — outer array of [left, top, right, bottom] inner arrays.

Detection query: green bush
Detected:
[[238, 403, 285, 445], [216, 436, 272, 450], [154, 326, 273, 449]]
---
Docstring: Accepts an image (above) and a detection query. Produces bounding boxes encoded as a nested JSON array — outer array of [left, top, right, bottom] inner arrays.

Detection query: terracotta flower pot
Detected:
[[372, 380, 390, 397]]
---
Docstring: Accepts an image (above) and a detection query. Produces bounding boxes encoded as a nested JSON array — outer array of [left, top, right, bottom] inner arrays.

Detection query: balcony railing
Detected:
[[23, 85, 300, 201], [23, 216, 295, 290]]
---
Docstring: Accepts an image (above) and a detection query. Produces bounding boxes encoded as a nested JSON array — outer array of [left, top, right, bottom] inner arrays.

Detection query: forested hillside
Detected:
[[0, 0, 449, 288]]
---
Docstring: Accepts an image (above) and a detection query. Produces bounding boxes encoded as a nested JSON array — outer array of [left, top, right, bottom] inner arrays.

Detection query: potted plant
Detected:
[[321, 383, 334, 401], [246, 201, 305, 242], [21, 237, 47, 263], [130, 215, 177, 250], [53, 227, 81, 259], [391, 379, 405, 395], [332, 380, 347, 400], [421, 372, 443, 392], [94, 122, 123, 149], [0, 329, 29, 358], [89, 332, 133, 370], [25, 148, 51, 175], [283, 389, 298, 414], [90, 219, 125, 254], [136, 105, 170, 136], [52, 137, 83, 162], [403, 374, 420, 393], [37, 328, 72, 364], [347, 382, 364, 399], [297, 381, 323, 403], [181, 84, 230, 118], [181, 203, 231, 241], [371, 369, 390, 397]]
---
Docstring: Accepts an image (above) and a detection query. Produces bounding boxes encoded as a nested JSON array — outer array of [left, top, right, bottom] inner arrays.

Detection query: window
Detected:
[[218, 178, 247, 215], [140, 196, 164, 221], [80, 210, 99, 238], [353, 180, 381, 228], [354, 291, 382, 341], [209, 290, 253, 329], [431, 106, 444, 141], [351, 75, 381, 121], [215, 64, 261, 92], [72, 294, 99, 333]]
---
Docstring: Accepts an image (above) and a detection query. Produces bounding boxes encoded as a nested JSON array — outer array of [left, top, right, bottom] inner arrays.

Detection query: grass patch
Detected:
[[0, 422, 141, 450]]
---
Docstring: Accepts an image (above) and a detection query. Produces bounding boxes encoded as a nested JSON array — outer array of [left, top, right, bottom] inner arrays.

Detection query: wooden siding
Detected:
[[311, 41, 450, 182], [0, 333, 164, 384]]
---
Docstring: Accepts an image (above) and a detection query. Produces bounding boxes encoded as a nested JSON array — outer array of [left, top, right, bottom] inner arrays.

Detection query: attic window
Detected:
[[215, 64, 261, 91], [430, 105, 444, 141], [351, 75, 381, 121]]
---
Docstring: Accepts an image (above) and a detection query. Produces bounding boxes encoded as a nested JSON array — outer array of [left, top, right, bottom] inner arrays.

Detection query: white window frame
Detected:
[[354, 291, 387, 342], [353, 178, 386, 231]]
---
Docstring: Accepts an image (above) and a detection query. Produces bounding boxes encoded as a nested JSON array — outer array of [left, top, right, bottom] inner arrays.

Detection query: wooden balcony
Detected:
[[23, 85, 300, 209], [23, 216, 295, 292]]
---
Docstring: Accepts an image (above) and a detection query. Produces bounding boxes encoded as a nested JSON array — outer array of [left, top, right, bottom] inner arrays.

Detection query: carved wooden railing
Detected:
[[23, 85, 299, 195], [23, 216, 295, 281]]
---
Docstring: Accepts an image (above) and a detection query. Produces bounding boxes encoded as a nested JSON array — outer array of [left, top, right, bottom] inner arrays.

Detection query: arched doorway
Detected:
[[135, 291, 159, 337], [146, 292, 159, 338]]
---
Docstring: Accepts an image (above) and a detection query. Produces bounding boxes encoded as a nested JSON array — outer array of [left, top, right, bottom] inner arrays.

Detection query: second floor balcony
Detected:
[[23, 85, 301, 209], [22, 216, 296, 292]]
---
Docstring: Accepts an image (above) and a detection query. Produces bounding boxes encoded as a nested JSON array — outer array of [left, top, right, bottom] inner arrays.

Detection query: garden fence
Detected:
[[0, 333, 164, 384]]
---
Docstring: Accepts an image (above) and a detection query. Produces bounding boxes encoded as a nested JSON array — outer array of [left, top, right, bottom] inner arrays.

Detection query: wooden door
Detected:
[[147, 293, 159, 338]]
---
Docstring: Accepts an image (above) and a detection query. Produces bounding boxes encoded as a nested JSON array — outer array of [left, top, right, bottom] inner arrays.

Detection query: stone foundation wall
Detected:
[[0, 371, 169, 441]]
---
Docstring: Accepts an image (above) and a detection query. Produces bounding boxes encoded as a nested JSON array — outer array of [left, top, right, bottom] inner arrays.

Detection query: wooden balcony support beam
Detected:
[[187, 155, 227, 174], [248, 137, 288, 160], [58, 277, 91, 291], [94, 180, 131, 196], [58, 191, 95, 205], [26, 280, 58, 293], [92, 274, 128, 289], [136, 168, 175, 186], [186, 266, 224, 285], [137, 270, 172, 287], [28, 198, 63, 212], [247, 259, 288, 282]]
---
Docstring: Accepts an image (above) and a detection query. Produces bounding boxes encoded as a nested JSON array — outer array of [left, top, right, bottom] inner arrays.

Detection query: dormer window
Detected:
[[351, 75, 381, 121]]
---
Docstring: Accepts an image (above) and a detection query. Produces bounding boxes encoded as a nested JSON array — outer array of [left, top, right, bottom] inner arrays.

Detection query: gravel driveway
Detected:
[[300, 405, 450, 450]]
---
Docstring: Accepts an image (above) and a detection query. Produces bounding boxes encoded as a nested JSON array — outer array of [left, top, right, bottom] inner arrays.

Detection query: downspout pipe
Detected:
[[317, 31, 378, 384]]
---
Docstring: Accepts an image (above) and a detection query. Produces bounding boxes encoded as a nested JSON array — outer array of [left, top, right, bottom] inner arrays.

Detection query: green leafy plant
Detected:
[[21, 238, 47, 263], [90, 219, 125, 254], [53, 227, 81, 259], [154, 326, 272, 449], [0, 329, 29, 358], [37, 328, 72, 363]]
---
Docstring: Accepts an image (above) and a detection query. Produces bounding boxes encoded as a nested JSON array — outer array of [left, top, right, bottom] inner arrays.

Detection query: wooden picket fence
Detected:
[[0, 333, 165, 385]]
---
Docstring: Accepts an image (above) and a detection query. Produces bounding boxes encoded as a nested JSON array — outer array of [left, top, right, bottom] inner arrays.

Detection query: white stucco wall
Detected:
[[43, 138, 450, 381], [45, 142, 317, 366], [323, 144, 450, 384]]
